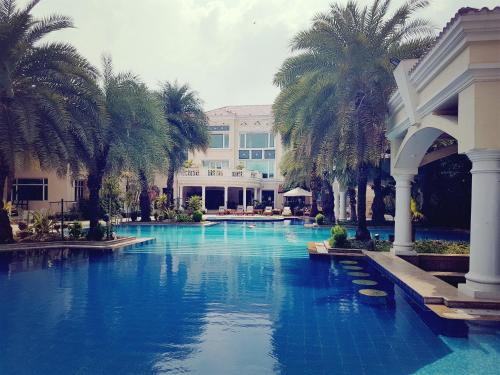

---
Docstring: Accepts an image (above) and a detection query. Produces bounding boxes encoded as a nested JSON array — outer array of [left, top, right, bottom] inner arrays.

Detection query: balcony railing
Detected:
[[180, 168, 262, 179]]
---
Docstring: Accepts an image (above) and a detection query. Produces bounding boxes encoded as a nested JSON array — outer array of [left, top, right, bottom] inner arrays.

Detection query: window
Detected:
[[202, 160, 229, 169], [241, 160, 275, 179], [12, 178, 48, 201], [264, 150, 275, 159], [210, 133, 229, 149], [239, 150, 250, 159], [251, 150, 262, 159], [74, 180, 85, 201]]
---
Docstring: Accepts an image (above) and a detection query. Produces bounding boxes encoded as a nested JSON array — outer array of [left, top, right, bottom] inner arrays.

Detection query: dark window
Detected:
[[74, 180, 85, 201], [264, 150, 275, 159], [251, 150, 262, 159], [208, 125, 230, 132], [239, 150, 250, 159], [12, 178, 48, 201]]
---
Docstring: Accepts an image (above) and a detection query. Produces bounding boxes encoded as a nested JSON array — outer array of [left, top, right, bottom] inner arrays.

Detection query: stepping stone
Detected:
[[339, 260, 358, 265], [347, 272, 370, 277], [352, 279, 378, 286], [343, 265, 363, 270], [359, 289, 387, 297]]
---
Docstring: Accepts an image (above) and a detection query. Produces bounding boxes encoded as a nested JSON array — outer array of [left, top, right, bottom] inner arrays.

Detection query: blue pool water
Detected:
[[0, 222, 496, 374]]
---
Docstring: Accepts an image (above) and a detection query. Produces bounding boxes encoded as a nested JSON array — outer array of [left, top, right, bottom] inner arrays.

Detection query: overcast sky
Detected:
[[25, 0, 500, 110]]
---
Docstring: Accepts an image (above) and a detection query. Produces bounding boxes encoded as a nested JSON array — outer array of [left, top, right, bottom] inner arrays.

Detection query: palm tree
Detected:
[[74, 57, 168, 238], [0, 0, 99, 200], [158, 82, 209, 208], [274, 0, 435, 240]]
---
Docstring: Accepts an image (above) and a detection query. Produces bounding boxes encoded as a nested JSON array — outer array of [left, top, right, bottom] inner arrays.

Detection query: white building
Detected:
[[173, 105, 285, 211]]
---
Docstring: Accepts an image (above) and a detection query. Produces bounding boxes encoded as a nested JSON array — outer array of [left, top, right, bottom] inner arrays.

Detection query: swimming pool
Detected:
[[0, 222, 496, 374]]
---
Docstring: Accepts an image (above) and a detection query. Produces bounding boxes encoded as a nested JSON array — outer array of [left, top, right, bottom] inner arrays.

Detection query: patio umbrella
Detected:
[[283, 187, 312, 197]]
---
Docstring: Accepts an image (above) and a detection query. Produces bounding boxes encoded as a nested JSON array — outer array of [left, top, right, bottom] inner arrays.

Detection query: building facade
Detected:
[[173, 105, 285, 211]]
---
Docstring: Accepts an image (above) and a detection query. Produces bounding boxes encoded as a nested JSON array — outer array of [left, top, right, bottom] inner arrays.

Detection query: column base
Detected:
[[391, 243, 417, 256], [458, 281, 500, 300]]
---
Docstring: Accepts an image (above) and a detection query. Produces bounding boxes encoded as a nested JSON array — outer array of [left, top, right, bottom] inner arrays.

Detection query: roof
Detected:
[[410, 7, 500, 74], [206, 105, 273, 117]]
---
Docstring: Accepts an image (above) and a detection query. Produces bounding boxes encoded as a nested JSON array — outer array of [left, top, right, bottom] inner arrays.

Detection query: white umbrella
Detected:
[[283, 187, 312, 197]]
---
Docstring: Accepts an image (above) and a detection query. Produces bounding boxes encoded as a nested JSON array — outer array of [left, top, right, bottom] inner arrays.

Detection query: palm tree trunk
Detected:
[[356, 164, 371, 240], [166, 166, 175, 208], [371, 172, 385, 224], [348, 187, 357, 222], [309, 163, 320, 217], [87, 171, 103, 240], [321, 178, 335, 224], [139, 170, 151, 222], [0, 168, 8, 203]]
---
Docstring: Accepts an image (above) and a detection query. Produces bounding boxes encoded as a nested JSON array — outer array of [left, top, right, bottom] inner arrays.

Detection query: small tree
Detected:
[[186, 195, 203, 213]]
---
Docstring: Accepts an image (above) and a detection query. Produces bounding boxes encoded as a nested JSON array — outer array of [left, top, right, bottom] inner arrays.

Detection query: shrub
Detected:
[[68, 222, 83, 240], [16, 229, 33, 240], [414, 240, 469, 254], [315, 213, 325, 225], [176, 213, 193, 223], [32, 211, 55, 235], [86, 222, 105, 241], [192, 211, 203, 222], [186, 195, 203, 213], [330, 225, 348, 248]]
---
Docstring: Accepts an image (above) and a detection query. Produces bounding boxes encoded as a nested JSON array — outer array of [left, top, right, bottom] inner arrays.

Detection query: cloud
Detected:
[[25, 0, 500, 109]]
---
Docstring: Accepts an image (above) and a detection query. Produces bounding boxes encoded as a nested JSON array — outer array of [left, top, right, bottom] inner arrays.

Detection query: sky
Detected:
[[24, 0, 500, 110]]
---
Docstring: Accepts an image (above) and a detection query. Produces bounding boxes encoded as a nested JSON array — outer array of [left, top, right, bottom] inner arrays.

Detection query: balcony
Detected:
[[180, 168, 262, 180]]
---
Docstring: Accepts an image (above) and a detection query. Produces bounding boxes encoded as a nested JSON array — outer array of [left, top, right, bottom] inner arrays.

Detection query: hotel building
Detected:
[[172, 105, 285, 211]]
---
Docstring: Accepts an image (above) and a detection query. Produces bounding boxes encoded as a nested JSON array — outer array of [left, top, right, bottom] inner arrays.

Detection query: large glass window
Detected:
[[241, 160, 275, 179], [202, 160, 229, 169], [209, 133, 229, 149], [246, 133, 268, 148], [12, 178, 48, 201]]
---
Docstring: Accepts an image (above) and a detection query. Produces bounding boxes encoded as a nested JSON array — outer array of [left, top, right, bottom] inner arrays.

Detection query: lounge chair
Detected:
[[282, 207, 292, 216], [236, 205, 244, 215], [263, 206, 273, 216], [218, 206, 226, 215], [245, 206, 254, 215]]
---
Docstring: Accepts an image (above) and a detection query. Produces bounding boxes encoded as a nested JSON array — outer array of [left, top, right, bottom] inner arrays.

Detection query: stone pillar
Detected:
[[339, 189, 347, 221], [391, 174, 415, 256], [254, 188, 258, 204], [258, 188, 262, 202], [201, 185, 206, 211], [243, 186, 247, 209], [459, 150, 500, 299], [224, 186, 228, 209]]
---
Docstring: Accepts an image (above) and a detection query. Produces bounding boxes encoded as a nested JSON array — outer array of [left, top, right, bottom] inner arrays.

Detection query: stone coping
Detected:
[[364, 252, 500, 313], [120, 221, 218, 227], [0, 237, 155, 253]]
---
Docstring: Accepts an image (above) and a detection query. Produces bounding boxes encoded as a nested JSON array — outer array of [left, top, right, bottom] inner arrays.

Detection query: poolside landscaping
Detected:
[[1, 0, 500, 374]]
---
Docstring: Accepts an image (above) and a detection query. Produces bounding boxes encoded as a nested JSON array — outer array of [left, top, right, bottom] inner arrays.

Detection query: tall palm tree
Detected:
[[158, 82, 209, 207], [74, 57, 168, 238], [0, 0, 99, 200], [274, 0, 435, 240]]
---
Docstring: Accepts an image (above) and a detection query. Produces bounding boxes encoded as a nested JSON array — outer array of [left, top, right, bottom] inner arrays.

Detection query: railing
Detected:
[[181, 168, 262, 179]]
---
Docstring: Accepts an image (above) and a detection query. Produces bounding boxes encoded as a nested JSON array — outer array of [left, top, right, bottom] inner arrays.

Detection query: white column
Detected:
[[201, 185, 206, 211], [339, 189, 347, 221], [243, 186, 247, 208], [179, 185, 184, 209], [459, 150, 500, 299], [334, 190, 340, 221], [224, 186, 228, 209], [258, 188, 263, 202], [254, 188, 258, 204], [391, 174, 415, 256]]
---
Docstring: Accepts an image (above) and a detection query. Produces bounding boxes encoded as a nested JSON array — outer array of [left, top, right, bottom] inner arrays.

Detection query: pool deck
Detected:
[[0, 237, 155, 253], [308, 242, 500, 321], [205, 214, 286, 222]]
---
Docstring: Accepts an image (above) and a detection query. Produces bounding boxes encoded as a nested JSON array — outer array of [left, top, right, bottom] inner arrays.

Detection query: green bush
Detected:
[[315, 213, 325, 225], [176, 213, 193, 223], [414, 240, 469, 254], [330, 225, 348, 248], [192, 211, 203, 222], [87, 222, 105, 241], [187, 195, 203, 213], [68, 222, 83, 240]]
